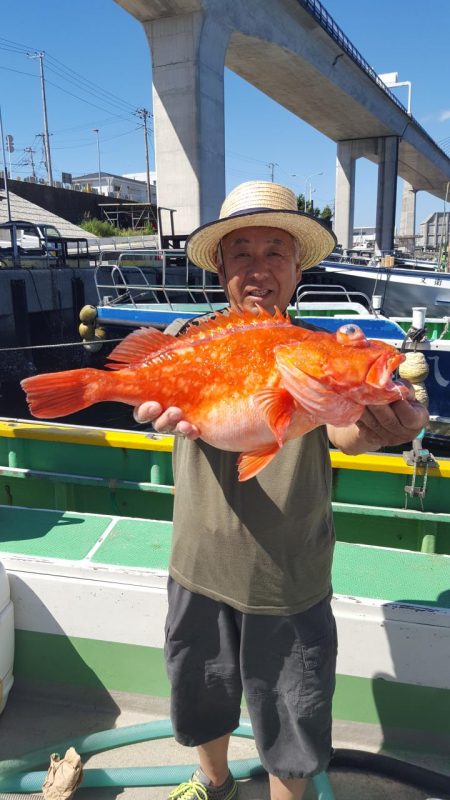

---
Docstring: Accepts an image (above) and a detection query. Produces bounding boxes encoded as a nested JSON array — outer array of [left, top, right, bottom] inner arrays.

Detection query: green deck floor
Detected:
[[90, 517, 172, 568], [335, 541, 450, 607], [1, 505, 449, 606], [0, 506, 110, 559]]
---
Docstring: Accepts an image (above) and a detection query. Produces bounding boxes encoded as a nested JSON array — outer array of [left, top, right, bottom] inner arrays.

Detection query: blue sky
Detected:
[[1, 0, 449, 231]]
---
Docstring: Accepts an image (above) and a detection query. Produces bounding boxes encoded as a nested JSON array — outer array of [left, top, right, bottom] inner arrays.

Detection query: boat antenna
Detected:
[[0, 105, 12, 222]]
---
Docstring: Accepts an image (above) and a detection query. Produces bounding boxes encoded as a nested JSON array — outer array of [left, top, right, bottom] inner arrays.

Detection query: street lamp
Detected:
[[92, 128, 101, 195], [305, 171, 323, 209], [378, 72, 412, 116]]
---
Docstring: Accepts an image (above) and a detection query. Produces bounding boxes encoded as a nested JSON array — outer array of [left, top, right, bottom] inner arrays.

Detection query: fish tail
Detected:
[[21, 368, 104, 418]]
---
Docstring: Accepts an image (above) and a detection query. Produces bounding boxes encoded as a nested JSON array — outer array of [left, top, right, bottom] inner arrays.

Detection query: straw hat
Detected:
[[186, 180, 336, 272]]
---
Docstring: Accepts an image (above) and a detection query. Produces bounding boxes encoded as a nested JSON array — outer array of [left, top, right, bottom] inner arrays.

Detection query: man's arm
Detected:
[[327, 393, 429, 455]]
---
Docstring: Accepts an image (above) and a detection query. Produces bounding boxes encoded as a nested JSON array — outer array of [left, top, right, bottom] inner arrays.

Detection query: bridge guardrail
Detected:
[[298, 0, 450, 161]]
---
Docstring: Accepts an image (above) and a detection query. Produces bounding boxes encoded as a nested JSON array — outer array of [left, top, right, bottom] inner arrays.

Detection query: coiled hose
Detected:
[[1, 720, 448, 797], [0, 719, 334, 798]]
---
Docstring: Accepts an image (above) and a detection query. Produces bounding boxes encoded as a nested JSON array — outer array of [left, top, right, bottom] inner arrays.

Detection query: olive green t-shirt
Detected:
[[166, 315, 335, 616]]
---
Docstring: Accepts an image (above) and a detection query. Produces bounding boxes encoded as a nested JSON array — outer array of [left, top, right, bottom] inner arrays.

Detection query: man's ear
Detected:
[[296, 263, 302, 282], [217, 263, 228, 295]]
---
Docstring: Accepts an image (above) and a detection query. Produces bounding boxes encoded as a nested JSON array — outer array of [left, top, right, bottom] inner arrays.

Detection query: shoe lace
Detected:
[[169, 779, 209, 800]]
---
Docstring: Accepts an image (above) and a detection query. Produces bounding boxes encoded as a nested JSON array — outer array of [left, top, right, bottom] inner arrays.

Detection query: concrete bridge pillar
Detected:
[[144, 12, 230, 237], [375, 136, 399, 256], [334, 141, 356, 251], [398, 180, 417, 254]]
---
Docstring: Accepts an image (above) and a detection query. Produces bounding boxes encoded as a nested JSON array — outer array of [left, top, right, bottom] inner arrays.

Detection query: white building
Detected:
[[418, 211, 450, 250], [72, 172, 156, 205]]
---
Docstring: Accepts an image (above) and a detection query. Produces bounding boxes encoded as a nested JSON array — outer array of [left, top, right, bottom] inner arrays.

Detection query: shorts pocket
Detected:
[[298, 634, 336, 718]]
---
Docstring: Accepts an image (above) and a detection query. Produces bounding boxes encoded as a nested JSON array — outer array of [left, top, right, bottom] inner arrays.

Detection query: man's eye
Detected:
[[235, 252, 249, 258]]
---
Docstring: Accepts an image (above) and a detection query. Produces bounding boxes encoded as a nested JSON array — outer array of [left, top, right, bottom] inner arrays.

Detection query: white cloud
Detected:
[[439, 110, 450, 122]]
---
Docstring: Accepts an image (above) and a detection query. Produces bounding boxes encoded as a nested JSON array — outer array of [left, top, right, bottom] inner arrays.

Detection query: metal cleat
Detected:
[[403, 431, 437, 509]]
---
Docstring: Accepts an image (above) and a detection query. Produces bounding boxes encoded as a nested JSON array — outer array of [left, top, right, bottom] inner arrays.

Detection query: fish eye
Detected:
[[336, 324, 366, 345]]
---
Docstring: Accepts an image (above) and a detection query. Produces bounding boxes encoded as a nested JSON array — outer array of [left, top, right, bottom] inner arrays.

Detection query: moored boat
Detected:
[[315, 257, 450, 317], [0, 416, 449, 770]]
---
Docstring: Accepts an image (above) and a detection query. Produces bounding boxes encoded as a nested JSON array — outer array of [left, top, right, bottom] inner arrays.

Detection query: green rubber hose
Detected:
[[0, 718, 335, 799]]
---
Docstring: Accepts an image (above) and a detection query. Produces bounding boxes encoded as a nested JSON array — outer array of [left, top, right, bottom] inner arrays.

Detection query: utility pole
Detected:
[[5, 134, 14, 178], [24, 146, 37, 179], [0, 105, 12, 220], [267, 162, 278, 182], [28, 51, 53, 186], [92, 129, 101, 195], [135, 108, 152, 204]]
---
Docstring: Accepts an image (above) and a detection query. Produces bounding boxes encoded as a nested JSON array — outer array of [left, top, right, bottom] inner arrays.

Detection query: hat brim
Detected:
[[186, 209, 336, 272]]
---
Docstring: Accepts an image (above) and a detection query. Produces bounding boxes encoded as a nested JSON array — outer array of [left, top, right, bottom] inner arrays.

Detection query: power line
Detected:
[[0, 34, 155, 180], [45, 54, 137, 113], [0, 62, 135, 120], [45, 62, 134, 116], [0, 35, 34, 53], [0, 36, 141, 117], [50, 126, 141, 150]]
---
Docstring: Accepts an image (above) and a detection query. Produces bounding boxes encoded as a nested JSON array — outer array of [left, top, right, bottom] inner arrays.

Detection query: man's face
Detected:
[[218, 226, 302, 314]]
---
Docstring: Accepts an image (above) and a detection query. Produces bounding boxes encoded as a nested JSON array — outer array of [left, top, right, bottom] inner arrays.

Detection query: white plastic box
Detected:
[[0, 562, 14, 713]]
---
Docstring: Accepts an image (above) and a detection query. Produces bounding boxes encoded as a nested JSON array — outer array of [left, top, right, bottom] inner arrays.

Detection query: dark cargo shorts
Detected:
[[164, 577, 337, 779]]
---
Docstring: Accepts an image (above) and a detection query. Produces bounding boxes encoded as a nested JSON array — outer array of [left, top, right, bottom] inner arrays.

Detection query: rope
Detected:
[[0, 338, 123, 353], [400, 326, 427, 351]]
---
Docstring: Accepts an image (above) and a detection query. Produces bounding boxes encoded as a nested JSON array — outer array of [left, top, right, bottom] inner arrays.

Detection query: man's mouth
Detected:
[[246, 288, 271, 298]]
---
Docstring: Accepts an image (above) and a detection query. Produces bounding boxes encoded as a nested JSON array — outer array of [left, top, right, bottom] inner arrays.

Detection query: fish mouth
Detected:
[[366, 351, 405, 387]]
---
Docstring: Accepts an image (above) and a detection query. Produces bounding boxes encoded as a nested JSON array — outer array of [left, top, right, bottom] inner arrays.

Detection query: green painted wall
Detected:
[[14, 630, 450, 745]]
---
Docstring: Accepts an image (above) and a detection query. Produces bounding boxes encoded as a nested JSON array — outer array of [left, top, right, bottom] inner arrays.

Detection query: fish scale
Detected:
[[21, 307, 409, 481]]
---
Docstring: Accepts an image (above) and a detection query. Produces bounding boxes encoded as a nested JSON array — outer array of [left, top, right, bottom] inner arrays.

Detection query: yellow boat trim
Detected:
[[0, 418, 173, 453], [1, 419, 449, 477], [330, 449, 450, 478]]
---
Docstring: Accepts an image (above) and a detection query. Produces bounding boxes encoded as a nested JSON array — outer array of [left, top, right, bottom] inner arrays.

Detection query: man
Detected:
[[134, 181, 428, 800]]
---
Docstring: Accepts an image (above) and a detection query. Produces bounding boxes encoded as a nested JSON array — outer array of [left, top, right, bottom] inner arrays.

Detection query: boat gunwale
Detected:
[[1, 418, 449, 478]]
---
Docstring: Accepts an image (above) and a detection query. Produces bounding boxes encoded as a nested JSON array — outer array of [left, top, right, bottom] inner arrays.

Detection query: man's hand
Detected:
[[352, 398, 429, 451], [133, 402, 200, 440], [328, 383, 430, 455]]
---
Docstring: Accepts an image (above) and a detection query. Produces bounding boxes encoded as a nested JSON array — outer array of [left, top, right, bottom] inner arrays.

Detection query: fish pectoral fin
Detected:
[[108, 327, 170, 367], [252, 388, 296, 447], [276, 354, 363, 425], [237, 443, 280, 482]]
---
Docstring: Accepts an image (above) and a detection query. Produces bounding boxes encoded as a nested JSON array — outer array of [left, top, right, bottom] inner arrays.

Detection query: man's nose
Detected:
[[246, 255, 269, 276]]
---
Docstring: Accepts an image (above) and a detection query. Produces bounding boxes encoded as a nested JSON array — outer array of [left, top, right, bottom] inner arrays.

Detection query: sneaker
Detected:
[[168, 768, 238, 800]]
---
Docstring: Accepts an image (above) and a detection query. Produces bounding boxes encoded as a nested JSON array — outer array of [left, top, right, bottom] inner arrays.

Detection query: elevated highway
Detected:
[[117, 0, 450, 252]]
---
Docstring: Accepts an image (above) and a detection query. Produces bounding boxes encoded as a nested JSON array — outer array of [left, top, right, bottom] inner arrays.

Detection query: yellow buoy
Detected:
[[399, 351, 429, 384], [94, 327, 107, 340], [399, 351, 429, 407], [79, 304, 97, 324], [78, 322, 95, 339], [411, 383, 429, 407]]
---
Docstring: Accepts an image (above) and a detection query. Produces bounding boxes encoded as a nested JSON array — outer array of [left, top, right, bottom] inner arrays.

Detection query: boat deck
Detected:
[[1, 420, 450, 797], [2, 505, 450, 605]]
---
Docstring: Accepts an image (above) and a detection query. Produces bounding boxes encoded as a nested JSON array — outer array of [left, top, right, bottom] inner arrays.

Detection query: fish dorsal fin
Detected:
[[252, 387, 296, 447], [237, 442, 280, 482], [107, 327, 172, 368], [179, 305, 291, 344]]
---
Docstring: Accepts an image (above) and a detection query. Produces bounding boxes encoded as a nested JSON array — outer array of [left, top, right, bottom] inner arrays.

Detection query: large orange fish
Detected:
[[21, 307, 409, 481]]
